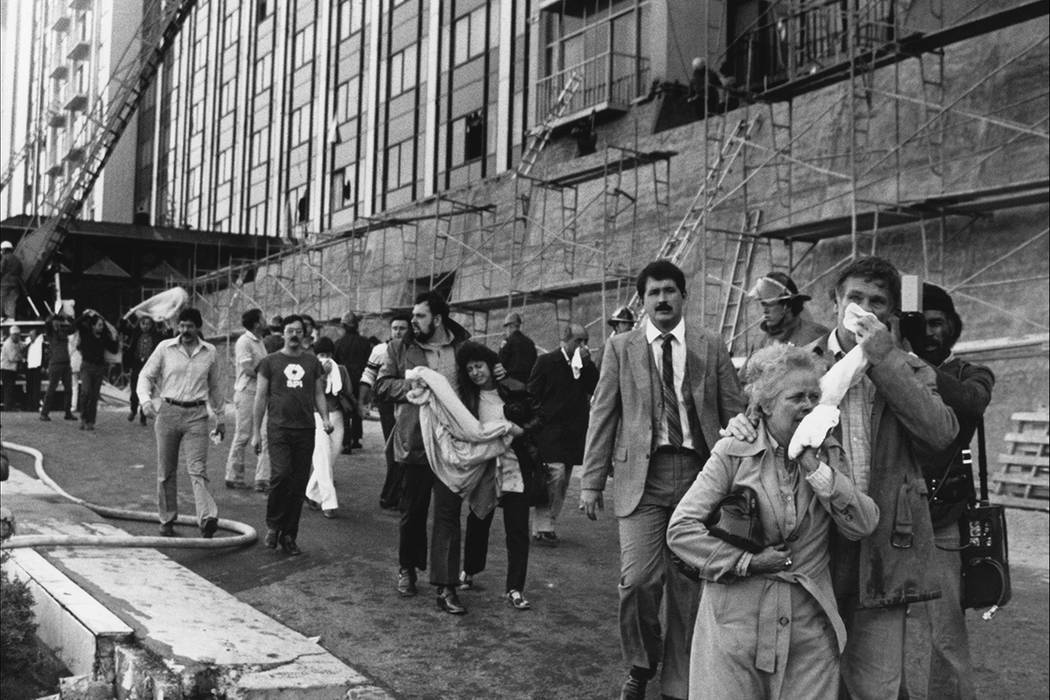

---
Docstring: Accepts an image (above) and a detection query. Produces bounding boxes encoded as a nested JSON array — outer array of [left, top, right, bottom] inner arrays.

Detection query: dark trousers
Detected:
[[42, 363, 73, 415], [266, 426, 315, 540], [79, 361, 106, 425], [350, 383, 364, 444], [25, 368, 41, 412], [430, 477, 465, 588], [1, 369, 18, 411], [464, 492, 530, 592], [378, 402, 402, 506], [128, 366, 143, 415], [398, 463, 434, 571]]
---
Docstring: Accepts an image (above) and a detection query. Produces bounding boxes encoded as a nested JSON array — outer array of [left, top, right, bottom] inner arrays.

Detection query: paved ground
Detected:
[[2, 406, 1048, 699]]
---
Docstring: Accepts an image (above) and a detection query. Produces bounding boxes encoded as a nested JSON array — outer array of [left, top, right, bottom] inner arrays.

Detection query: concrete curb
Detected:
[[1, 468, 392, 700]]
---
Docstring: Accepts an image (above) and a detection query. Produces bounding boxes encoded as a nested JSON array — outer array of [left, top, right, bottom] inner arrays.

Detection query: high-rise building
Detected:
[[142, 0, 701, 237], [0, 0, 141, 224]]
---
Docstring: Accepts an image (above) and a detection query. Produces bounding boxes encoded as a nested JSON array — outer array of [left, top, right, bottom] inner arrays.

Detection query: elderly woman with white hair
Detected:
[[667, 344, 879, 699]]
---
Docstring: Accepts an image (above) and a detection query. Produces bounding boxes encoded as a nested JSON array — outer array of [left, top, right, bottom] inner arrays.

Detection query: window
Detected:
[[294, 28, 311, 67], [386, 140, 414, 190], [464, 111, 485, 161], [331, 169, 352, 211], [256, 0, 268, 23], [339, 0, 363, 40], [389, 45, 417, 96], [453, 7, 487, 65], [290, 106, 309, 145]]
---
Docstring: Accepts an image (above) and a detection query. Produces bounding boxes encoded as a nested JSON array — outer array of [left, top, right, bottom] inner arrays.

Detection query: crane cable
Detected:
[[1, 441, 257, 549]]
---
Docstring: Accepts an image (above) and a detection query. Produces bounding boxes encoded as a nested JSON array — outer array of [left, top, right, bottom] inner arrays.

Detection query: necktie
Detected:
[[661, 334, 683, 447]]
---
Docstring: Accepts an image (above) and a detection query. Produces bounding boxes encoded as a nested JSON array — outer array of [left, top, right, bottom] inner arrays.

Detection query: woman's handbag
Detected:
[[705, 486, 765, 554]]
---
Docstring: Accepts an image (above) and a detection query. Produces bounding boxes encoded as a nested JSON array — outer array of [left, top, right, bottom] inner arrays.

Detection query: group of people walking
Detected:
[[10, 249, 991, 700]]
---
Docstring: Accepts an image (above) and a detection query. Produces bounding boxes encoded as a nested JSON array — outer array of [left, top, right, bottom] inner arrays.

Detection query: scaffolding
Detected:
[[188, 0, 1048, 354]]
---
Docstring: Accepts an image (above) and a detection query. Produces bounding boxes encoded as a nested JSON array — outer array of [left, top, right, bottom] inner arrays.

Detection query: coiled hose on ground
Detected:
[[1, 440, 257, 549]]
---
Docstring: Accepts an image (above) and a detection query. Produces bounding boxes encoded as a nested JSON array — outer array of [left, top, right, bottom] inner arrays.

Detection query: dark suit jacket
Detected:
[[580, 324, 746, 517], [498, 330, 538, 383], [527, 349, 599, 464]]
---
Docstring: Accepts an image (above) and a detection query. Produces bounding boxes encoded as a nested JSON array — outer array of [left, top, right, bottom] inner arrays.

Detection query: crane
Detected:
[[9, 0, 199, 290]]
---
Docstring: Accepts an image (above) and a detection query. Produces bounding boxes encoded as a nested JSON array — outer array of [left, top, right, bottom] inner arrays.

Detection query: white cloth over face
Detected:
[[787, 303, 877, 458], [570, 346, 585, 379], [405, 366, 514, 517]]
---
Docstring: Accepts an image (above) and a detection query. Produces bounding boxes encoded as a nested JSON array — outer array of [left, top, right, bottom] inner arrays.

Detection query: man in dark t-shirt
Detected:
[[252, 314, 333, 555]]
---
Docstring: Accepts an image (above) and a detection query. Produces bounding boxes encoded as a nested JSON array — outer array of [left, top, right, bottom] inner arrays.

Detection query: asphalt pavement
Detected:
[[1, 406, 1047, 699]]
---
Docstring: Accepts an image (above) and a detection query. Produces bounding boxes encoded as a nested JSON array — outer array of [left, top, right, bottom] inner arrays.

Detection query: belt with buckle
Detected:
[[164, 398, 206, 408]]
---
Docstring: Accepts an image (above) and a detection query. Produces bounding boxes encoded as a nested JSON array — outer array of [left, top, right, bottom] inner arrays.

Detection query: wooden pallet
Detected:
[[991, 411, 1050, 509]]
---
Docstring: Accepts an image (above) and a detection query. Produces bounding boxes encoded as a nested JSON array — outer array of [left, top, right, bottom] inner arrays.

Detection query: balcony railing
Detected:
[[535, 51, 650, 125], [726, 0, 895, 93]]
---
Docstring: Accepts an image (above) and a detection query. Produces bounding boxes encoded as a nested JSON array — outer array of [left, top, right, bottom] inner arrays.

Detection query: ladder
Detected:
[[514, 72, 581, 178], [717, 210, 762, 346], [14, 0, 200, 287], [624, 116, 761, 320]]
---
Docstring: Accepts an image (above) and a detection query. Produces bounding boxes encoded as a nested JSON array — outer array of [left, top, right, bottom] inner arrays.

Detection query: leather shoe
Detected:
[[200, 517, 219, 539], [397, 568, 417, 597], [225, 480, 248, 490], [159, 522, 176, 537], [64, 412, 77, 420], [620, 674, 648, 700], [279, 535, 302, 555], [533, 531, 558, 547], [436, 587, 466, 615], [254, 481, 270, 493], [263, 529, 279, 549], [39, 413, 51, 421]]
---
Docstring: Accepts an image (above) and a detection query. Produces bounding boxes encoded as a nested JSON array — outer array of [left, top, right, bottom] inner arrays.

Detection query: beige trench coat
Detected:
[[667, 427, 879, 699]]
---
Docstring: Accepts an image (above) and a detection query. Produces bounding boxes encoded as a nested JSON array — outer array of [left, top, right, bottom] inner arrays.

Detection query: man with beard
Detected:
[[904, 283, 994, 700], [580, 259, 745, 700], [137, 308, 226, 538], [749, 271, 828, 350], [375, 291, 470, 613], [252, 315, 333, 555], [359, 313, 412, 509]]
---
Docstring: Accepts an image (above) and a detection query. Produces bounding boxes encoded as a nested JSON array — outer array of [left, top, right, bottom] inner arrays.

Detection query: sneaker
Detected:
[[254, 481, 270, 493], [397, 568, 418, 597], [506, 589, 532, 610], [436, 587, 466, 615], [200, 517, 219, 539], [225, 480, 249, 490], [533, 531, 558, 547], [305, 498, 321, 511], [159, 522, 176, 537], [322, 509, 337, 519], [457, 571, 474, 591], [39, 413, 51, 421]]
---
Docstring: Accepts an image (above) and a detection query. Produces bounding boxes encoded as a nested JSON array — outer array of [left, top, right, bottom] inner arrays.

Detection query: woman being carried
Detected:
[[455, 341, 545, 611]]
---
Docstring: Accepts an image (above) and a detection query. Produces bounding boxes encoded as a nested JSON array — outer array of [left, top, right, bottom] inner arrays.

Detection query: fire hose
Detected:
[[1, 440, 257, 549]]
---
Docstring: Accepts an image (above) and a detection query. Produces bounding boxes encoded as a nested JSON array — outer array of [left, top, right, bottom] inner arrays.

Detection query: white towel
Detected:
[[123, 287, 189, 323], [570, 346, 584, 379], [787, 303, 875, 458], [323, 359, 343, 396], [27, 335, 44, 369]]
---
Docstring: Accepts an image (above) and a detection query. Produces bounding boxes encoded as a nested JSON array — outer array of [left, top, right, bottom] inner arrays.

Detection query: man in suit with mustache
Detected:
[[580, 259, 746, 700]]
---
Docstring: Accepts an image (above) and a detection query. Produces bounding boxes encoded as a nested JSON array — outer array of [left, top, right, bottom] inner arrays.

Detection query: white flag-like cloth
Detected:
[[123, 287, 189, 323], [405, 366, 514, 518], [788, 303, 878, 458]]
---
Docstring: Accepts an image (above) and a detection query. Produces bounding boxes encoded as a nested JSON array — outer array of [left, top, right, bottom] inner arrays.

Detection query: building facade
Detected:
[[1, 0, 140, 224]]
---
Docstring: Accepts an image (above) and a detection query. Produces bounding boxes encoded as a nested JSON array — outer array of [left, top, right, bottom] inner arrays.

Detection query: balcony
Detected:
[[52, 14, 71, 32], [725, 0, 895, 94], [65, 144, 85, 163], [67, 40, 91, 61], [47, 110, 67, 127], [70, 0, 92, 10], [64, 88, 88, 111], [50, 63, 69, 80], [534, 51, 651, 128]]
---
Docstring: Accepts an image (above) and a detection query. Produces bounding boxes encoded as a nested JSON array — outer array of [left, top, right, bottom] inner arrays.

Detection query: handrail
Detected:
[[535, 51, 650, 121]]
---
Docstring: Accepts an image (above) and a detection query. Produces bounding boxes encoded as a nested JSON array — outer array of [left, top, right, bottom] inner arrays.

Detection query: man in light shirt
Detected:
[[359, 313, 411, 510], [579, 259, 745, 700], [137, 307, 226, 538], [225, 308, 268, 491]]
